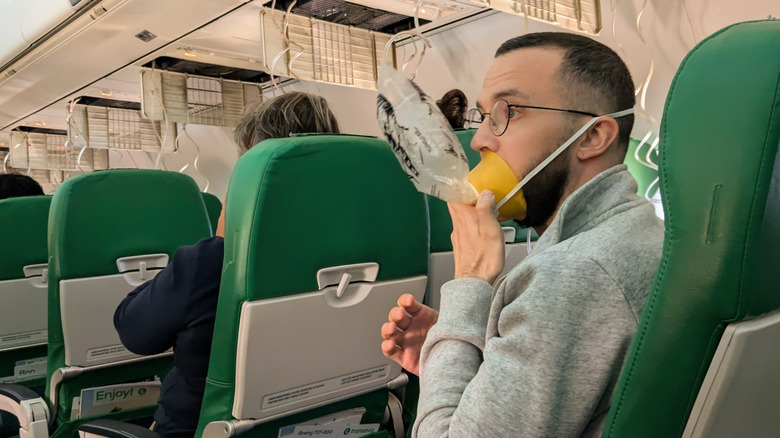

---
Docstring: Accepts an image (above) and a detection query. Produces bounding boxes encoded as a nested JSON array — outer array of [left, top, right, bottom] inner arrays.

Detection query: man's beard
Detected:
[[514, 145, 571, 229]]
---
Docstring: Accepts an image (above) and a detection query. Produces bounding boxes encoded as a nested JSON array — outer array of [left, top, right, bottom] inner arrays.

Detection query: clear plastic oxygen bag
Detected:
[[376, 64, 478, 204]]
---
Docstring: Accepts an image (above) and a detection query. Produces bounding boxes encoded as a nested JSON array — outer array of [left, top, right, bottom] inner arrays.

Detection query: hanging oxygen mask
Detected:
[[375, 27, 529, 221], [376, 22, 633, 221]]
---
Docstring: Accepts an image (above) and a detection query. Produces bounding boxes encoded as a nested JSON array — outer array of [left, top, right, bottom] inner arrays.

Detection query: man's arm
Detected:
[[414, 253, 637, 437], [113, 237, 222, 355]]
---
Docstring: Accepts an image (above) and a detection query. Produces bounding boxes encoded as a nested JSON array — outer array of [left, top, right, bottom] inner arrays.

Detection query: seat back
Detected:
[[47, 170, 212, 434], [196, 134, 428, 437], [202, 192, 223, 235], [603, 20, 780, 437], [682, 310, 780, 437], [0, 196, 51, 389]]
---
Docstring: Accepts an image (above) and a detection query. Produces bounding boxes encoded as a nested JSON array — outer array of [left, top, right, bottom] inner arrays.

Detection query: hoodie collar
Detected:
[[531, 164, 641, 253]]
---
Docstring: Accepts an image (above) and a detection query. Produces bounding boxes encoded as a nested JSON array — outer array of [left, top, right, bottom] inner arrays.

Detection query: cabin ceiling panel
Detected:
[[5, 68, 145, 133], [0, 0, 253, 131], [162, 2, 268, 72]]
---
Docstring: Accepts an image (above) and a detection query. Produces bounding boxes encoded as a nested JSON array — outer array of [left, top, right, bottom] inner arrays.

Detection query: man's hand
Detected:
[[381, 294, 439, 376], [449, 190, 505, 284]]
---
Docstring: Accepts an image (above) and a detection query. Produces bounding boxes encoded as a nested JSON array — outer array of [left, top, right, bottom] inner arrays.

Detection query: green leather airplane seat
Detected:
[[196, 134, 428, 437], [625, 138, 660, 198], [603, 19, 780, 438], [0, 196, 51, 436], [44, 170, 212, 437], [0, 196, 51, 392]]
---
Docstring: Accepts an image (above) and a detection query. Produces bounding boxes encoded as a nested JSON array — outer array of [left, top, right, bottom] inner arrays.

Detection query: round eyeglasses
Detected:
[[464, 99, 599, 137]]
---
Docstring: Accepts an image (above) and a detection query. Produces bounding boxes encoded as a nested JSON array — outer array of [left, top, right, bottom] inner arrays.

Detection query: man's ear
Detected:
[[575, 116, 620, 160]]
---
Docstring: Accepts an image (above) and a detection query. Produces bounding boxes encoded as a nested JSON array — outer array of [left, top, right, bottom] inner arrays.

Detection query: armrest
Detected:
[[0, 383, 51, 438], [78, 419, 161, 438], [0, 384, 41, 403]]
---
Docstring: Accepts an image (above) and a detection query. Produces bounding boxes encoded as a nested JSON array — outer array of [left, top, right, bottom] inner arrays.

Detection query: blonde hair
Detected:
[[233, 91, 341, 154]]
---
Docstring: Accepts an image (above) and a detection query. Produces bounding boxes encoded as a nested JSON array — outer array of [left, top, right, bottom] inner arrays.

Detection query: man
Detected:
[[381, 32, 664, 437]]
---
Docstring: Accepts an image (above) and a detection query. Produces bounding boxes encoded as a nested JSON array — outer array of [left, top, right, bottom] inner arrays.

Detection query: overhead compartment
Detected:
[[0, 0, 92, 68], [0, 0, 252, 130]]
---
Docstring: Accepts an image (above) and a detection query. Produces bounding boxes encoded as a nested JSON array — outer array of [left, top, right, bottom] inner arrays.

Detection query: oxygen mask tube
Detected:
[[149, 78, 171, 170], [611, 0, 663, 201], [175, 124, 210, 193], [382, 0, 432, 79], [266, 0, 308, 95]]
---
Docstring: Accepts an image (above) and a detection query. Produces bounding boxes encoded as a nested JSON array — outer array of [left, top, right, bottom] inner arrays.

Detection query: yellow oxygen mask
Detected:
[[467, 151, 527, 221], [465, 107, 636, 222]]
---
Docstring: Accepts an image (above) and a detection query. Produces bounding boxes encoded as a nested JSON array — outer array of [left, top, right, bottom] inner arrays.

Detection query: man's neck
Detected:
[[532, 160, 619, 236], [533, 203, 561, 236]]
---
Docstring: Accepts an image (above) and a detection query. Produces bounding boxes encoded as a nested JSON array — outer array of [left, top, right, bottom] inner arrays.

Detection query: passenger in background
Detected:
[[436, 89, 468, 130], [114, 92, 340, 438], [0, 173, 44, 199]]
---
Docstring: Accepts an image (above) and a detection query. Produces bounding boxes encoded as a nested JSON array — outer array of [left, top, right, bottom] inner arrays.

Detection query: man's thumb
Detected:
[[477, 190, 498, 218]]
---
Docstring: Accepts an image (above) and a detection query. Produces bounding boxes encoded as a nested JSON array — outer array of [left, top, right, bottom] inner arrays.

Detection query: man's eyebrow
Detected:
[[476, 89, 531, 111], [495, 89, 530, 101]]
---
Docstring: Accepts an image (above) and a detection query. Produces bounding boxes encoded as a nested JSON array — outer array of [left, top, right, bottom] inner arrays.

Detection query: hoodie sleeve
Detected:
[[414, 251, 637, 437]]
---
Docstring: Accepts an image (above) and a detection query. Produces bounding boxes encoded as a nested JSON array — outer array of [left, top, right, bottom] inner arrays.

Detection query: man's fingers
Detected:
[[397, 293, 415, 308], [381, 321, 403, 341], [397, 293, 425, 317], [381, 339, 403, 364], [390, 306, 414, 331]]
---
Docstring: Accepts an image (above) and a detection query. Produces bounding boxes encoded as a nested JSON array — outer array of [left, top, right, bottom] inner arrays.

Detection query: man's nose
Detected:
[[471, 119, 499, 153]]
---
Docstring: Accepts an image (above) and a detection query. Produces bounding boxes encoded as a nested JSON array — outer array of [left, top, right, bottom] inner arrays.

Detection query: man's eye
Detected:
[[508, 108, 516, 119]]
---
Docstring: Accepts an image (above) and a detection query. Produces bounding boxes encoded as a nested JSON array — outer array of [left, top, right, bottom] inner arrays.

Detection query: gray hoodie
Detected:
[[414, 165, 664, 437]]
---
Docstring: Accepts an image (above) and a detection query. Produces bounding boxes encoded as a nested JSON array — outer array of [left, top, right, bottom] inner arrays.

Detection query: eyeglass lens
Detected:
[[464, 100, 509, 136], [488, 100, 508, 136]]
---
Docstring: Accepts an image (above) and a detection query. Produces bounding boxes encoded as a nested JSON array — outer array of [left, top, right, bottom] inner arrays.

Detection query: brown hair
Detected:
[[233, 91, 341, 154], [436, 89, 468, 129]]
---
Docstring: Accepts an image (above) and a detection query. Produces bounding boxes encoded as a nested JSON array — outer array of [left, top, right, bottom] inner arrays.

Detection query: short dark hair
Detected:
[[0, 173, 44, 200], [496, 32, 635, 154], [436, 89, 469, 129], [234, 92, 341, 154]]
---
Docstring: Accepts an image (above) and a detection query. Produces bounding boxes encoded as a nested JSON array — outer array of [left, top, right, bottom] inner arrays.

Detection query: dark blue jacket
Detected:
[[114, 236, 224, 437]]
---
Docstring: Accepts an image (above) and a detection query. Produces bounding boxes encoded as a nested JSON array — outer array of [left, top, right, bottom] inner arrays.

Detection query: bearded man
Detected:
[[381, 32, 664, 438]]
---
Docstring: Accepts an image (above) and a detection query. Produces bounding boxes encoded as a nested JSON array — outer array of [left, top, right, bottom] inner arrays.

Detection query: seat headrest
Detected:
[[604, 19, 780, 437], [658, 19, 780, 315], [222, 134, 428, 300], [0, 195, 51, 281], [49, 169, 212, 280]]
